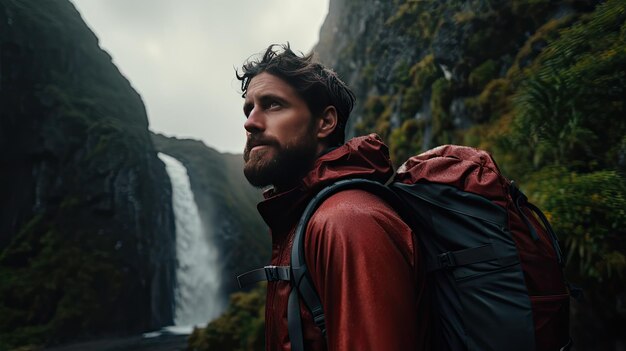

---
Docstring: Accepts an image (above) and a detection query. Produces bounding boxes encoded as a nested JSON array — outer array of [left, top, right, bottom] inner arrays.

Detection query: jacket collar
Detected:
[[257, 134, 394, 240]]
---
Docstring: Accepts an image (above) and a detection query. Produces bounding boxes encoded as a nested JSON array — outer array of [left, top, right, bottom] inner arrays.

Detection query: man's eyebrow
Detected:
[[243, 93, 290, 116], [258, 93, 288, 104]]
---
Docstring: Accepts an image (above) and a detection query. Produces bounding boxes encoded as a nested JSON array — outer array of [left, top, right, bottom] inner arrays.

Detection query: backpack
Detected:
[[238, 145, 574, 351]]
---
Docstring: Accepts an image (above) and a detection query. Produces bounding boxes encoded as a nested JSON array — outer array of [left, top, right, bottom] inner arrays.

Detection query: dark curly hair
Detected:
[[236, 43, 355, 146]]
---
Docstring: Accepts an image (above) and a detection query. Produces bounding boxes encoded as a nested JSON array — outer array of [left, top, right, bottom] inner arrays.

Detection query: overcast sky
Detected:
[[69, 0, 330, 154]]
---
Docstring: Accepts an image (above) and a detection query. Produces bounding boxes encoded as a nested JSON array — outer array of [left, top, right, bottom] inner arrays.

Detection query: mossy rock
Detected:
[[430, 77, 454, 136], [358, 95, 394, 136], [389, 119, 424, 165], [468, 59, 500, 92], [507, 16, 577, 81], [399, 54, 441, 118], [477, 78, 511, 121], [408, 54, 440, 98]]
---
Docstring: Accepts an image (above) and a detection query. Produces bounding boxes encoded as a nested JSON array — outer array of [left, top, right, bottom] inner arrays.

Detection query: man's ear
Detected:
[[316, 106, 338, 140]]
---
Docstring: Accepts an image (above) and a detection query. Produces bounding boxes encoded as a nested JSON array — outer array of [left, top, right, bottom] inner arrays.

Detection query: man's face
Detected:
[[243, 72, 319, 189]]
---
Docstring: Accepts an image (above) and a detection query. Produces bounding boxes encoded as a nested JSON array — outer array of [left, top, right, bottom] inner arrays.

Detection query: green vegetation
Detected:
[[386, 1, 444, 41], [389, 119, 424, 166], [188, 286, 266, 351], [468, 59, 499, 92], [525, 168, 626, 282], [510, 0, 626, 172], [355, 95, 394, 140], [430, 77, 454, 142], [503, 6, 626, 343], [0, 203, 126, 350], [401, 54, 441, 118]]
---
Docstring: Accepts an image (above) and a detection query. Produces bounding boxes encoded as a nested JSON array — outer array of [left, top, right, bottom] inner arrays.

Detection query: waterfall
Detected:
[[158, 152, 225, 328]]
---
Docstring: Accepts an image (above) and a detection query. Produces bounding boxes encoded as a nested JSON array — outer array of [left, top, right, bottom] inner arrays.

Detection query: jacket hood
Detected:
[[301, 133, 394, 192], [257, 134, 394, 234]]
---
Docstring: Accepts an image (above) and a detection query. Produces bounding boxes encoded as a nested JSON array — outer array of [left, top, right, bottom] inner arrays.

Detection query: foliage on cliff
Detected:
[[315, 0, 625, 348], [0, 213, 125, 349], [490, 0, 626, 283], [187, 286, 265, 351], [0, 0, 176, 348]]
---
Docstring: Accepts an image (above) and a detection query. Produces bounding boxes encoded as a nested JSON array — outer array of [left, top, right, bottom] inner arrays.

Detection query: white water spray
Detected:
[[158, 152, 225, 328]]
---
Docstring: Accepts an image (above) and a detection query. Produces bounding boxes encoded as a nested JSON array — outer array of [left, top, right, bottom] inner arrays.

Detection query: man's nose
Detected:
[[244, 107, 265, 134]]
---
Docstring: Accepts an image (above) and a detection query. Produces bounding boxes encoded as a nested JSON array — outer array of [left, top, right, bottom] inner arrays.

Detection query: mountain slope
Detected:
[[0, 0, 176, 347]]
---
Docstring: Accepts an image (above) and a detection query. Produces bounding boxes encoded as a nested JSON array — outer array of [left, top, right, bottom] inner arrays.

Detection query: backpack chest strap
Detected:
[[427, 243, 519, 272], [237, 265, 291, 288]]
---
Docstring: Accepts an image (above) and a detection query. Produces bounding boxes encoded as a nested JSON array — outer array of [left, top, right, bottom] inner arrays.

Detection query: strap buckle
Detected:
[[237, 265, 290, 288], [313, 313, 326, 337], [264, 265, 280, 281], [438, 252, 456, 269]]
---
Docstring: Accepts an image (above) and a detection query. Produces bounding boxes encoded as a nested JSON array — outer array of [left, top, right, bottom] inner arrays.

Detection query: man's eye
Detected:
[[268, 102, 281, 109], [243, 103, 253, 117]]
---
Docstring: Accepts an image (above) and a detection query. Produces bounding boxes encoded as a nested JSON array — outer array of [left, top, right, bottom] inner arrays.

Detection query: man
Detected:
[[238, 44, 429, 350]]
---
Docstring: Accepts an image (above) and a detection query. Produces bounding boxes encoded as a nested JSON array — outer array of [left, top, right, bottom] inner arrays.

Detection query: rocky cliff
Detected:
[[314, 0, 601, 164], [0, 0, 176, 348], [151, 134, 270, 296]]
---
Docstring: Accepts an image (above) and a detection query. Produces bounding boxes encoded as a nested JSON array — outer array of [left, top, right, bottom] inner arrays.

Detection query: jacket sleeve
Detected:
[[304, 189, 427, 350]]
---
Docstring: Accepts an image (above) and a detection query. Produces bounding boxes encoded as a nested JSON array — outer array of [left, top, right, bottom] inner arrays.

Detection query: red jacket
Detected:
[[257, 134, 430, 351]]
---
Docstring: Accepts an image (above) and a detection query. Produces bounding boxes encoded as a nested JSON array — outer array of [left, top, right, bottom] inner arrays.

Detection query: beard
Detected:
[[243, 133, 318, 190]]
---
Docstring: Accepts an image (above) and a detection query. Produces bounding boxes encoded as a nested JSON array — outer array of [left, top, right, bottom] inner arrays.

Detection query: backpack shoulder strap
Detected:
[[289, 178, 406, 351]]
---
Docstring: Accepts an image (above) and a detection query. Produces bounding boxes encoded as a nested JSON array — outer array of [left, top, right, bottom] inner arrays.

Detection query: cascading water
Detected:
[[157, 152, 226, 329]]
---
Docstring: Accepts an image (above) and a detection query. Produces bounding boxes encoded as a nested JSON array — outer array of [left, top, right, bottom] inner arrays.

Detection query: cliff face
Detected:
[[0, 0, 175, 347], [314, 0, 599, 164], [151, 134, 270, 296]]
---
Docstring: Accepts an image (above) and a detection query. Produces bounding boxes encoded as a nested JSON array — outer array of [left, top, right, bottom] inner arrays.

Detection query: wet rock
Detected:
[[0, 0, 176, 345]]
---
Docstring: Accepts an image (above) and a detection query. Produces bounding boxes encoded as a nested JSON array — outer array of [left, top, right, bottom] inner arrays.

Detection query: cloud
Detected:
[[70, 0, 329, 153]]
